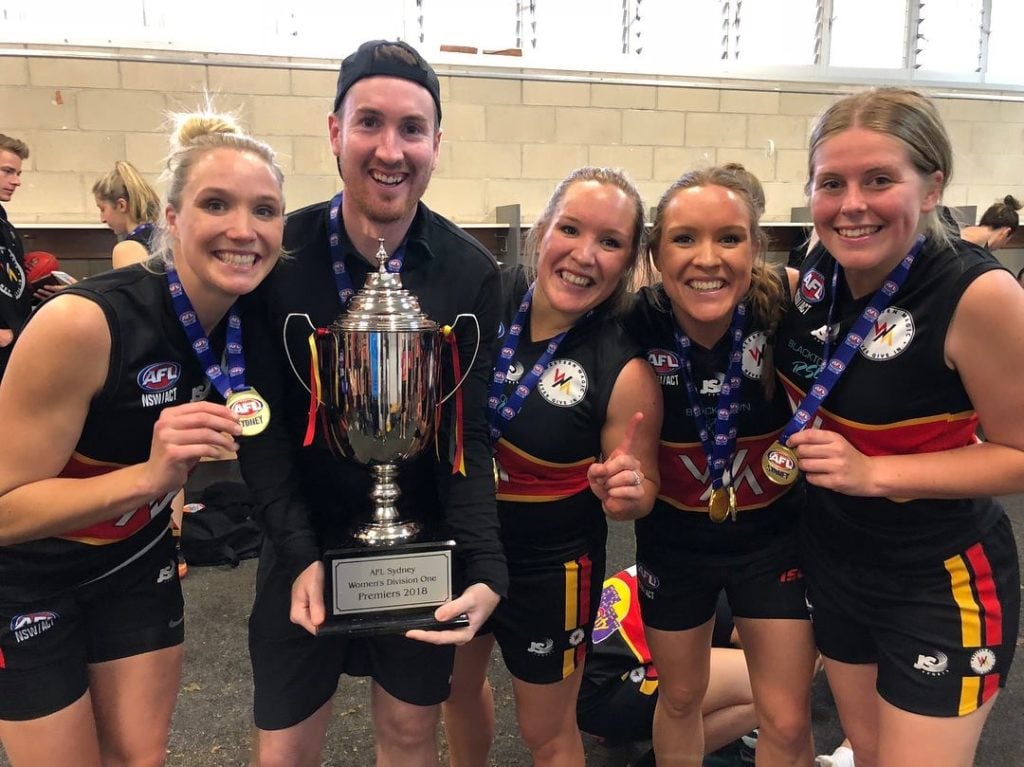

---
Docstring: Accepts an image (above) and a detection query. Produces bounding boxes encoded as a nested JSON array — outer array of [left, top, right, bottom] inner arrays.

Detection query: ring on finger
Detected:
[[632, 469, 643, 487]]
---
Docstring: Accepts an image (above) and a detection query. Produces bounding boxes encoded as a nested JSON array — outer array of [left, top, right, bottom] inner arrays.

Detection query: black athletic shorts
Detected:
[[804, 514, 1020, 717], [637, 531, 809, 632], [483, 549, 605, 685], [248, 560, 454, 730], [0, 531, 184, 721]]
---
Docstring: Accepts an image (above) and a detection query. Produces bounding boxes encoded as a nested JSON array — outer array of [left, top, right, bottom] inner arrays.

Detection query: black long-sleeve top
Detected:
[[0, 203, 32, 380], [238, 200, 508, 596]]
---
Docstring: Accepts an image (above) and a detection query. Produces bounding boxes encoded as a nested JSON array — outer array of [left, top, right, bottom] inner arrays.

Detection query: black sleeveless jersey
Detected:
[[492, 268, 640, 562], [125, 222, 155, 252], [623, 282, 803, 557], [775, 237, 1005, 565], [0, 265, 221, 601]]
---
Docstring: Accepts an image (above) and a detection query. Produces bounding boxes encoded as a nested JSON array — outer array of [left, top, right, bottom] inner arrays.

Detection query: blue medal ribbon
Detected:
[[165, 267, 246, 399], [674, 303, 748, 491], [328, 191, 405, 307], [779, 233, 926, 445], [487, 282, 586, 443]]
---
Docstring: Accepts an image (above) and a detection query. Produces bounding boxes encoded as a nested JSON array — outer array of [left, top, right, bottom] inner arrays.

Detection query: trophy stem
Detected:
[[351, 463, 422, 545]]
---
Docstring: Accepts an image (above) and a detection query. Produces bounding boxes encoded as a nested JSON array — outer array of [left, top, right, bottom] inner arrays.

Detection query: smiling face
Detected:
[[654, 184, 756, 348], [532, 179, 637, 335], [95, 196, 130, 235], [164, 147, 284, 320], [330, 75, 440, 233], [810, 126, 942, 293]]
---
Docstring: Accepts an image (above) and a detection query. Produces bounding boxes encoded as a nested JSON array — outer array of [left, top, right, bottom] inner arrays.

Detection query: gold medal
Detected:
[[728, 486, 738, 522], [762, 441, 799, 486], [708, 487, 730, 523], [227, 388, 271, 437]]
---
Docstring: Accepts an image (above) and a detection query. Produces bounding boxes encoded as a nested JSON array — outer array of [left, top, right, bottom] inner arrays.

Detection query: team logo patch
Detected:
[[859, 306, 914, 361], [913, 650, 949, 676], [646, 348, 680, 375], [800, 269, 826, 303], [138, 362, 181, 392], [741, 331, 767, 380], [0, 246, 27, 300], [970, 648, 997, 675], [636, 563, 660, 591], [11, 611, 59, 643], [569, 628, 585, 647], [537, 359, 587, 407]]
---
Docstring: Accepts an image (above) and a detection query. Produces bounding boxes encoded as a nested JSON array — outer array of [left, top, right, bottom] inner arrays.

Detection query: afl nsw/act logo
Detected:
[[741, 331, 767, 380], [138, 362, 181, 392], [537, 359, 587, 407], [646, 349, 681, 375], [800, 269, 826, 303], [860, 307, 914, 361]]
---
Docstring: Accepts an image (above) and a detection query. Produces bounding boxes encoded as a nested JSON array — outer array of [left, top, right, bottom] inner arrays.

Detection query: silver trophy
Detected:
[[311, 241, 473, 635]]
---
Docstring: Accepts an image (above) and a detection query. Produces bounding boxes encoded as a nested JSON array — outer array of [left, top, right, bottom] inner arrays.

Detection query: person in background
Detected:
[[577, 567, 758, 767], [93, 160, 162, 268], [443, 166, 662, 767], [776, 87, 1021, 767], [0, 110, 284, 766], [0, 133, 32, 382], [959, 195, 1021, 252], [237, 39, 506, 767], [624, 164, 817, 767]]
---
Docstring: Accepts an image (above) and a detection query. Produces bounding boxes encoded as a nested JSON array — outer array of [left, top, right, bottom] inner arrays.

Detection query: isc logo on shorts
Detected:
[[913, 651, 949, 676], [527, 638, 554, 656]]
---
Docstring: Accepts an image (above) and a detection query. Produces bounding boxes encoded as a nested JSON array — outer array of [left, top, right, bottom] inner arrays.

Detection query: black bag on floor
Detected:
[[181, 481, 262, 567]]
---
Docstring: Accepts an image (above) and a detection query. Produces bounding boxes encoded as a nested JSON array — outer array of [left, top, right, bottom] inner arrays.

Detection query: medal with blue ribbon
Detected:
[[328, 191, 405, 306], [674, 303, 748, 522], [764, 234, 926, 485], [165, 267, 270, 436]]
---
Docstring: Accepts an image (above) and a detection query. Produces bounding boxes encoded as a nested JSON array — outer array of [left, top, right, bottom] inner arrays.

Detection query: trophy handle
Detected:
[[283, 312, 317, 397], [439, 313, 481, 405]]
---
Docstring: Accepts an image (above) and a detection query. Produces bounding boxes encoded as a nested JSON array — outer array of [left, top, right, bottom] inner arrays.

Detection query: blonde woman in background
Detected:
[[93, 160, 162, 267]]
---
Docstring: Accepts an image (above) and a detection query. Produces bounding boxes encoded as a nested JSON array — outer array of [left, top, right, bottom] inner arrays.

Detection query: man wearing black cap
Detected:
[[238, 40, 507, 766], [0, 133, 32, 382]]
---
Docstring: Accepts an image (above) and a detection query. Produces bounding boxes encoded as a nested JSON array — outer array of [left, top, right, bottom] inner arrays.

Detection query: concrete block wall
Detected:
[[2, 49, 1023, 233]]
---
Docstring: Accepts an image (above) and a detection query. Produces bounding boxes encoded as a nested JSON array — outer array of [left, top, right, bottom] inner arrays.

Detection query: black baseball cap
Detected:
[[333, 39, 442, 123]]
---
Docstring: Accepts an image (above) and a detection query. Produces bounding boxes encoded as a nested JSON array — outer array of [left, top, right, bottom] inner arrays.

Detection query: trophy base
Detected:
[[316, 608, 470, 637], [321, 539, 466, 638]]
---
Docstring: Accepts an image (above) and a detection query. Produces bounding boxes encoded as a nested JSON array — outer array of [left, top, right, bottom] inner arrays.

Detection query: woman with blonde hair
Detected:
[[0, 110, 285, 766], [93, 160, 162, 267], [777, 87, 1021, 767]]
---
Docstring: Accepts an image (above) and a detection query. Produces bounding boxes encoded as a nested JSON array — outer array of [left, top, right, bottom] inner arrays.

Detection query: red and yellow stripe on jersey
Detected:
[[780, 375, 979, 457], [944, 542, 1005, 715], [562, 553, 593, 679], [495, 438, 594, 503], [657, 429, 791, 513], [56, 452, 169, 545]]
